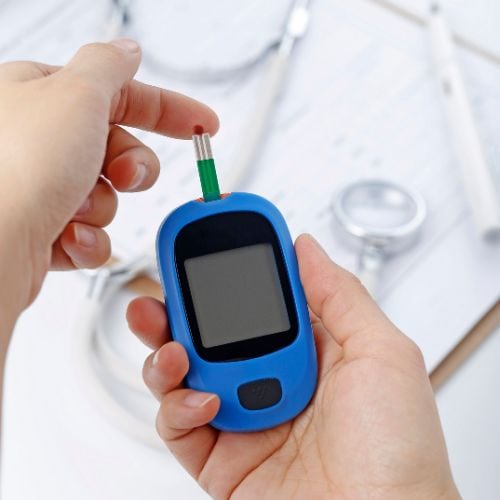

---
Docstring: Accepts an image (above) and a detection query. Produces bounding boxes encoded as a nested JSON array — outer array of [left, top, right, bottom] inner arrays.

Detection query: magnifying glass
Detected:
[[332, 179, 427, 297]]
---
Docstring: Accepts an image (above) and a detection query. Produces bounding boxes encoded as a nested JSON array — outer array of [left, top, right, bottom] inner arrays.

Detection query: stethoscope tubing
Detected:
[[73, 253, 164, 448]]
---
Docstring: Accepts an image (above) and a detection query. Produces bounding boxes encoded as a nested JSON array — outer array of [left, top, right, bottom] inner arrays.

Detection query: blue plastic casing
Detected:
[[156, 192, 317, 432]]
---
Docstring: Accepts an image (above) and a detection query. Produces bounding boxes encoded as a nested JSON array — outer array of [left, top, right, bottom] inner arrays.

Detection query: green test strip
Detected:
[[193, 133, 221, 202], [197, 158, 220, 202]]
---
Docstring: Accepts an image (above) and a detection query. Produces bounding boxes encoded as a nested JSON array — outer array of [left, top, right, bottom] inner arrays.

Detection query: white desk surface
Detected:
[[1, 0, 500, 498]]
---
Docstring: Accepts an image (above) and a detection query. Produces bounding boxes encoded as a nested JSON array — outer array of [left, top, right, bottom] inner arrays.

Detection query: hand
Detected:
[[127, 235, 459, 499], [0, 39, 218, 312]]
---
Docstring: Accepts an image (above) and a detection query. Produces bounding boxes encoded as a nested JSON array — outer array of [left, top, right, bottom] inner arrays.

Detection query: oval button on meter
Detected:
[[238, 378, 283, 410]]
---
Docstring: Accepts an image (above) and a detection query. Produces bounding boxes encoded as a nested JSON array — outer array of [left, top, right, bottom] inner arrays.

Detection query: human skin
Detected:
[[0, 38, 218, 407], [128, 235, 461, 500], [0, 38, 459, 500]]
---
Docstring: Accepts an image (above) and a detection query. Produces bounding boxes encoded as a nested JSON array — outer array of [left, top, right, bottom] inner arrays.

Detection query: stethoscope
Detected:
[[73, 0, 427, 448], [105, 0, 310, 85], [333, 179, 427, 297], [73, 251, 163, 448]]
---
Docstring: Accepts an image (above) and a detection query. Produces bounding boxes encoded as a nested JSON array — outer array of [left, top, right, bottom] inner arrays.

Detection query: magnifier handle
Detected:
[[357, 245, 384, 298]]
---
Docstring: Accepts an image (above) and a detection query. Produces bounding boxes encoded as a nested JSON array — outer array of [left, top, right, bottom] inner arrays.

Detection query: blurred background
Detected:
[[1, 0, 499, 498]]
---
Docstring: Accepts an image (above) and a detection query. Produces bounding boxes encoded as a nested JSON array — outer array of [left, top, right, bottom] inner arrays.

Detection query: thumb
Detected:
[[62, 39, 141, 101], [296, 234, 402, 349]]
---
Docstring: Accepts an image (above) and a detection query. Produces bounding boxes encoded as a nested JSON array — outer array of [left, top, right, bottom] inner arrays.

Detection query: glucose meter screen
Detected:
[[184, 243, 291, 348]]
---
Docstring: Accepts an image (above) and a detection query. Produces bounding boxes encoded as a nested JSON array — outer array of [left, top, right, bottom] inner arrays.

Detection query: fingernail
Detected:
[[74, 225, 97, 248], [183, 393, 217, 409], [110, 38, 140, 53], [128, 163, 148, 191], [152, 349, 161, 367], [76, 197, 92, 216]]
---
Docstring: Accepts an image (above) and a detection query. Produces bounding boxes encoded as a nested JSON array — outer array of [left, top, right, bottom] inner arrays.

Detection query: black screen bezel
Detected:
[[175, 211, 298, 362]]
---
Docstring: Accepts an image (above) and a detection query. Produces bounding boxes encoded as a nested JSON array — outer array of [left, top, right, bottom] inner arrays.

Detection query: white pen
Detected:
[[429, 3, 500, 241], [225, 0, 311, 190]]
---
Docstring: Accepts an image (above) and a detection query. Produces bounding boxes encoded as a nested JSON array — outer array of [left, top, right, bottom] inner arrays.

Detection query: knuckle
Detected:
[[155, 406, 172, 443], [335, 266, 366, 295], [76, 42, 127, 76], [394, 334, 426, 370], [345, 271, 364, 291], [59, 70, 102, 100], [0, 60, 49, 83], [322, 270, 366, 314], [405, 338, 426, 367], [0, 60, 22, 68], [61, 43, 127, 99], [0, 60, 28, 73], [111, 85, 130, 123]]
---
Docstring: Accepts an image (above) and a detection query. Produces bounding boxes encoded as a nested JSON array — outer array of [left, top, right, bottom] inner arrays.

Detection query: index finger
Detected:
[[111, 80, 219, 139], [1, 59, 218, 138]]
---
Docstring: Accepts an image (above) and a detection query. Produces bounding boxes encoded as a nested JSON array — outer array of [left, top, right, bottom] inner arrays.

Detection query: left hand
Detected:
[[127, 235, 458, 500], [0, 38, 218, 311]]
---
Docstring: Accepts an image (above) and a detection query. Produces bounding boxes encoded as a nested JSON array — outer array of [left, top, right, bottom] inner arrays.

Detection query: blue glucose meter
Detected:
[[156, 132, 317, 432]]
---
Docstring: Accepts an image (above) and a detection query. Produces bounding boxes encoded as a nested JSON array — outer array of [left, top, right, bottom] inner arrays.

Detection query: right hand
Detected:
[[0, 39, 218, 314], [128, 234, 459, 499]]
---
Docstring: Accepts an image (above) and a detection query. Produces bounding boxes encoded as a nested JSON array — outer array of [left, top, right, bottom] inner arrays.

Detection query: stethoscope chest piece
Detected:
[[332, 179, 427, 297]]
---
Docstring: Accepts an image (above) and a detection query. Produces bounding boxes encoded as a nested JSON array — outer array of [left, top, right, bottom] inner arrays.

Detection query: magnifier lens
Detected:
[[342, 183, 418, 231]]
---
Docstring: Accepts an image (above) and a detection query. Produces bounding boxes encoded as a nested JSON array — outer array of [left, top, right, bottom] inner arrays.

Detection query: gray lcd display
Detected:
[[184, 243, 290, 348]]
